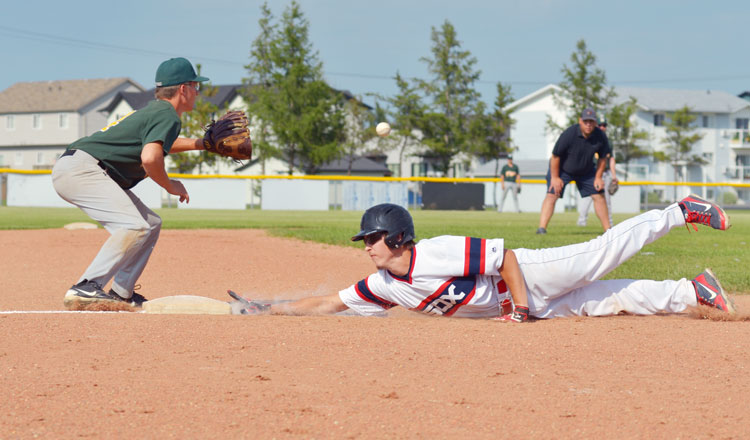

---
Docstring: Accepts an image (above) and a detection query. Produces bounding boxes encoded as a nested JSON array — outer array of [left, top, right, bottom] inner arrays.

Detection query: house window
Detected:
[[36, 152, 44, 164], [736, 118, 749, 130], [653, 114, 665, 127], [32, 114, 42, 129], [6, 115, 14, 130], [702, 115, 709, 128], [411, 162, 427, 177], [0, 154, 4, 166], [15, 152, 23, 166], [59, 113, 68, 129]]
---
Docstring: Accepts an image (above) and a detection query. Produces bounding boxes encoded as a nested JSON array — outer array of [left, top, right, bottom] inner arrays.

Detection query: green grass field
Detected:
[[2, 206, 748, 293]]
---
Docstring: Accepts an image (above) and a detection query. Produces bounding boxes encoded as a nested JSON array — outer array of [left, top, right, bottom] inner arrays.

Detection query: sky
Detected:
[[2, 0, 749, 109]]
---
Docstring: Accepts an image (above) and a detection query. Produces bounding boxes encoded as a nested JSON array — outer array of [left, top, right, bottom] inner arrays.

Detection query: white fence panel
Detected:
[[485, 181, 564, 213], [261, 179, 329, 210], [7, 174, 68, 207], [129, 179, 162, 210], [341, 181, 409, 211], [177, 178, 247, 210]]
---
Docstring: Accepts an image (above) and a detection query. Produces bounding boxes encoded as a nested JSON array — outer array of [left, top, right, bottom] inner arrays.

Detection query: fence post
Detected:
[[1, 173, 6, 206]]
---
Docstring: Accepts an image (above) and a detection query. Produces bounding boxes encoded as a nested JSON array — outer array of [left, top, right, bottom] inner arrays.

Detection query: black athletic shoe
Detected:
[[64, 280, 118, 309], [108, 289, 148, 307], [536, 227, 547, 235]]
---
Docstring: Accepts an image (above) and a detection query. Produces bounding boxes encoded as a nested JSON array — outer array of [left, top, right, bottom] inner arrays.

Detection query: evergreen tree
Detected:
[[243, 2, 280, 175], [418, 20, 482, 176], [605, 97, 650, 181], [655, 105, 706, 200], [548, 39, 616, 134], [243, 1, 345, 175], [384, 72, 428, 177], [341, 95, 375, 175], [469, 82, 515, 205]]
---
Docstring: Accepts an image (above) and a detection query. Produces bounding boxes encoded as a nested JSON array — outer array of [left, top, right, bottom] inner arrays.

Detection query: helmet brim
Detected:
[[351, 228, 381, 242]]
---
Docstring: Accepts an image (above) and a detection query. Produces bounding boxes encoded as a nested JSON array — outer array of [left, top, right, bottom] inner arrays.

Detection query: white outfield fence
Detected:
[[1, 168, 749, 212]]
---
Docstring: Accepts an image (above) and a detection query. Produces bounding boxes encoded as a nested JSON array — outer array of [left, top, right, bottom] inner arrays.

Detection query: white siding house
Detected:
[[0, 78, 144, 169], [505, 84, 750, 203]]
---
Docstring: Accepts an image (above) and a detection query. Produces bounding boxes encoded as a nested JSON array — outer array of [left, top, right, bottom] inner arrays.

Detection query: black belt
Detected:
[[62, 149, 107, 171], [62, 149, 134, 189]]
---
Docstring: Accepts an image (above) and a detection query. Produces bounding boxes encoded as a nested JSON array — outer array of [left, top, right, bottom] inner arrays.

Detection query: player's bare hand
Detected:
[[168, 179, 190, 203], [594, 177, 605, 191], [549, 177, 563, 197]]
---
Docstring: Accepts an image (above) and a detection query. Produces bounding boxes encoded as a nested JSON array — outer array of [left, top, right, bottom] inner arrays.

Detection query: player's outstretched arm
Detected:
[[270, 293, 350, 316], [170, 138, 204, 153]]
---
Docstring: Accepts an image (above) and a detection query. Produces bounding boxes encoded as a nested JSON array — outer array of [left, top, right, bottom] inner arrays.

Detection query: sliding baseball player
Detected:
[[233, 195, 735, 320]]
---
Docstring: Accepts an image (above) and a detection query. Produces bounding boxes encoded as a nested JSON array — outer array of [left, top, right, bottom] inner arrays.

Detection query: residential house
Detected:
[[0, 78, 144, 169], [505, 84, 750, 203]]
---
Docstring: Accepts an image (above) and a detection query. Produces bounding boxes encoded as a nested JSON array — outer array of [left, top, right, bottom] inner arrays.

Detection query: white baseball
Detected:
[[376, 122, 391, 137]]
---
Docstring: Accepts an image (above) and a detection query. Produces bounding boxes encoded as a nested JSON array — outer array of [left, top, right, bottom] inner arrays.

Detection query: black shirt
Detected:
[[551, 124, 611, 176]]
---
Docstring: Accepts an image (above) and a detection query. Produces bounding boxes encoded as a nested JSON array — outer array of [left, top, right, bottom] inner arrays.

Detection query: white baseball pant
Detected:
[[515, 203, 696, 318]]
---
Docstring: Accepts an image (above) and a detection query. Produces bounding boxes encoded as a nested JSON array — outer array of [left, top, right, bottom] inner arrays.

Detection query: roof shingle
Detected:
[[0, 78, 143, 113]]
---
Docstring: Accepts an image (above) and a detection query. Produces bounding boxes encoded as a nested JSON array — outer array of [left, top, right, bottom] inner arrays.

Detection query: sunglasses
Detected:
[[363, 232, 385, 246]]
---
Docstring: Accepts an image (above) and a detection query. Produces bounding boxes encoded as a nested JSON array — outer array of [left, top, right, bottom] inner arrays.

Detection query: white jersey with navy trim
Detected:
[[338, 236, 509, 318], [339, 205, 700, 319]]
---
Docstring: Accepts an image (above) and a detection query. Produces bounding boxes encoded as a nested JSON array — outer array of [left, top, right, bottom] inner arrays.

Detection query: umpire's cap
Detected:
[[351, 203, 415, 249]]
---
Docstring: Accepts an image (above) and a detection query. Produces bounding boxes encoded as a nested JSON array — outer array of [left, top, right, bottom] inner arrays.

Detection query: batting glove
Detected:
[[494, 305, 530, 323]]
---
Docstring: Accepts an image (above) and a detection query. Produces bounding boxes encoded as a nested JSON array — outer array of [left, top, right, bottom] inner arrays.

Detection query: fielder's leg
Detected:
[[603, 171, 613, 225], [109, 190, 162, 299], [577, 195, 592, 226], [510, 182, 520, 212], [52, 150, 156, 289], [498, 186, 508, 212], [592, 193, 611, 230]]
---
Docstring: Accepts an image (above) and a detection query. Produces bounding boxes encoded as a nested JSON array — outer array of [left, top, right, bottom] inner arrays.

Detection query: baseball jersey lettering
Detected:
[[416, 276, 477, 316]]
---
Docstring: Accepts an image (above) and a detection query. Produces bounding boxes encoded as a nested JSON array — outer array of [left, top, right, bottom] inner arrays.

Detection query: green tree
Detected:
[[243, 2, 280, 175], [383, 72, 428, 177], [654, 105, 706, 200], [418, 20, 482, 176], [244, 1, 345, 175], [341, 95, 375, 175], [469, 82, 515, 205], [548, 39, 616, 134], [605, 97, 650, 181]]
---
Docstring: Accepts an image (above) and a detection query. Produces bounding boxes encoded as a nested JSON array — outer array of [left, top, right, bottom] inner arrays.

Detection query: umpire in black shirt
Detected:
[[537, 108, 612, 234]]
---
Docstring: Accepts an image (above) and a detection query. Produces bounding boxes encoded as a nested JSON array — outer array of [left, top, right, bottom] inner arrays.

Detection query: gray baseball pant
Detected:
[[498, 182, 520, 213], [51, 150, 161, 298]]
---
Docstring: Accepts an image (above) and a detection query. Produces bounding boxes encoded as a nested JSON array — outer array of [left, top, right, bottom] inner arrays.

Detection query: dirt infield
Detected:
[[1, 228, 749, 439]]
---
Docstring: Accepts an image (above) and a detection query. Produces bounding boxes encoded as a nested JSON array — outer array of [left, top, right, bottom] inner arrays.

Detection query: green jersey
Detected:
[[501, 163, 520, 182], [69, 100, 181, 189]]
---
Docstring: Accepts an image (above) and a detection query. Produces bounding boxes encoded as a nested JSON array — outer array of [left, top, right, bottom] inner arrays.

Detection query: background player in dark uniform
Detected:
[[537, 108, 611, 234], [52, 57, 209, 308]]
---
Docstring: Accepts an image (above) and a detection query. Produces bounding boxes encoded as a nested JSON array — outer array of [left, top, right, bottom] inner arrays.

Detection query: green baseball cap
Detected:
[[154, 57, 209, 87]]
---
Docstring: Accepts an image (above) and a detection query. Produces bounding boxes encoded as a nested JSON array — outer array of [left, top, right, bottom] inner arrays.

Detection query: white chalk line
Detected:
[[0, 310, 140, 314]]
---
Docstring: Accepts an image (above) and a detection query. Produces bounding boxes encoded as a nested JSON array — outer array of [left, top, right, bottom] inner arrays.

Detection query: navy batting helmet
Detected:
[[351, 203, 415, 249]]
